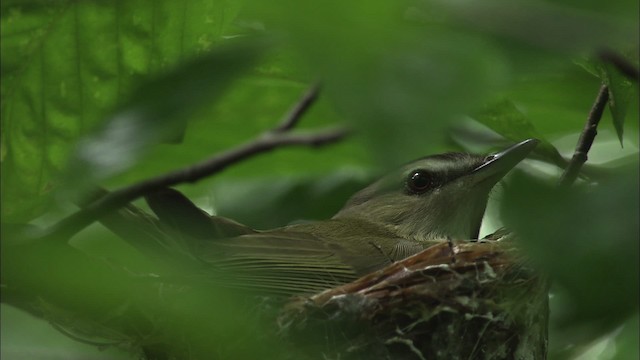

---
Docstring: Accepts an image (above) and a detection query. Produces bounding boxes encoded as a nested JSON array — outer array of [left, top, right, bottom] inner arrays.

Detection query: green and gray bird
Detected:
[[146, 139, 539, 295]]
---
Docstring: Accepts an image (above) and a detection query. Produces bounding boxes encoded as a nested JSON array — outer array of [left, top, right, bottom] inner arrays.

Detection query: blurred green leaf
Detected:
[[212, 170, 371, 229], [247, 0, 508, 166], [475, 98, 566, 167], [611, 313, 639, 360], [62, 38, 267, 197], [503, 65, 609, 140], [503, 167, 639, 346], [1, 227, 282, 359], [428, 0, 638, 53], [553, 0, 639, 20], [105, 76, 368, 191], [1, 305, 134, 360]]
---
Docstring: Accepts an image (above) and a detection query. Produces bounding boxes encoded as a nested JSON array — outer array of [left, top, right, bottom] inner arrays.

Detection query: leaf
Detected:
[[601, 62, 635, 147], [474, 98, 566, 167], [247, 0, 509, 166], [502, 167, 639, 347], [574, 55, 637, 147], [1, 226, 281, 359], [0, 305, 134, 360], [62, 38, 267, 197], [211, 170, 371, 229], [0, 0, 245, 221], [574, 57, 602, 79], [428, 0, 638, 53], [611, 313, 639, 360]]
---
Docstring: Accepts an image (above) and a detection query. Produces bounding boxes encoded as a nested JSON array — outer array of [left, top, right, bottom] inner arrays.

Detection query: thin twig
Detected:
[[558, 84, 609, 187], [272, 84, 321, 133], [47, 131, 347, 242], [41, 86, 347, 242], [598, 49, 640, 82]]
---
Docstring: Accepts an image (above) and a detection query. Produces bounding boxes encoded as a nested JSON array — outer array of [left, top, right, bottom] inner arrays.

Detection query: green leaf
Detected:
[[428, 0, 638, 53], [574, 55, 637, 147], [247, 0, 508, 166], [212, 170, 371, 229], [574, 57, 602, 79], [1, 305, 134, 360], [62, 38, 267, 196], [475, 98, 566, 167], [601, 62, 635, 147], [503, 167, 639, 347], [1, 227, 282, 359], [611, 313, 639, 360], [0, 0, 244, 221]]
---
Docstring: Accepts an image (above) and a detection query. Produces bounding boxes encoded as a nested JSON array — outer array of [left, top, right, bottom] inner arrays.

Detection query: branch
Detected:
[[41, 86, 348, 243], [598, 49, 640, 82], [558, 84, 609, 187], [558, 50, 638, 187], [273, 83, 321, 133]]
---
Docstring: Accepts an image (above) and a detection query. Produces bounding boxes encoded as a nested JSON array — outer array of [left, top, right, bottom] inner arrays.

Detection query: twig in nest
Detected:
[[558, 84, 609, 187], [42, 85, 348, 243]]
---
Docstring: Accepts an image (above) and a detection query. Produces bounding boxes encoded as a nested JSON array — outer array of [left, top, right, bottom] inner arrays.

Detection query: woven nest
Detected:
[[278, 236, 548, 360]]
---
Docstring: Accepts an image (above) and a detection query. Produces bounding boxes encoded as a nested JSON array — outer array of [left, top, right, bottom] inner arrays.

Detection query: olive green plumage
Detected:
[[146, 139, 538, 295]]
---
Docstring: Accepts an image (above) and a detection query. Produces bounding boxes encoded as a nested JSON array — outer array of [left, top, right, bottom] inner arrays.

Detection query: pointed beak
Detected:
[[470, 138, 539, 185]]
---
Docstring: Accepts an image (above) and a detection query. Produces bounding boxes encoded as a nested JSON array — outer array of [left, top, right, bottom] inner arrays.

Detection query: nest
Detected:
[[278, 236, 548, 360]]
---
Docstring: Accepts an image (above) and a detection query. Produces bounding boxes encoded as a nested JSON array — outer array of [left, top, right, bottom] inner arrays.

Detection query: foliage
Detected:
[[1, 0, 638, 359]]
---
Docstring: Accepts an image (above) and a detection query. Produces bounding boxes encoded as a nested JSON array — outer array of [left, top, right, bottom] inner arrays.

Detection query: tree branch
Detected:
[[41, 86, 348, 243], [558, 84, 609, 187], [273, 83, 321, 133], [598, 49, 640, 82]]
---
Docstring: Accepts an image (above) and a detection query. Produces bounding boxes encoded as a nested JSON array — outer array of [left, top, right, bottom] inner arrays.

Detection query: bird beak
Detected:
[[469, 138, 539, 186]]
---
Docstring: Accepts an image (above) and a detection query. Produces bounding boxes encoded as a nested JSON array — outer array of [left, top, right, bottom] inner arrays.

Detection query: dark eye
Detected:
[[406, 170, 433, 194], [484, 154, 497, 162]]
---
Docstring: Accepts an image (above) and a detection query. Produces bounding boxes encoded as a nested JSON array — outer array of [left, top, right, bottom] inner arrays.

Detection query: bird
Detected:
[[144, 139, 539, 296]]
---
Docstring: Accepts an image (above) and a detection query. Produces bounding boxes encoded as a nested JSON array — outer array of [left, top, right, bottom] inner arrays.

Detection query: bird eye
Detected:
[[484, 154, 497, 162], [406, 170, 433, 193]]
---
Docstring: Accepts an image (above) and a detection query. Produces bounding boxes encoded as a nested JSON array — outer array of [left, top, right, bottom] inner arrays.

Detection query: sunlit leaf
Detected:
[[0, 0, 243, 222]]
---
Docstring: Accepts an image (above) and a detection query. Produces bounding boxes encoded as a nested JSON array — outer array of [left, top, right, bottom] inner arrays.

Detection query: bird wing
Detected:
[[145, 188, 256, 241], [195, 230, 367, 296]]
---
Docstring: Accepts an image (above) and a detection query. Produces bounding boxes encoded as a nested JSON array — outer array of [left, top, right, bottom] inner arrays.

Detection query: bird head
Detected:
[[333, 139, 539, 242]]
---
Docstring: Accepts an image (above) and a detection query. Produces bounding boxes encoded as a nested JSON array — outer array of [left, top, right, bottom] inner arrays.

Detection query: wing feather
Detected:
[[194, 219, 427, 295], [195, 230, 360, 295]]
